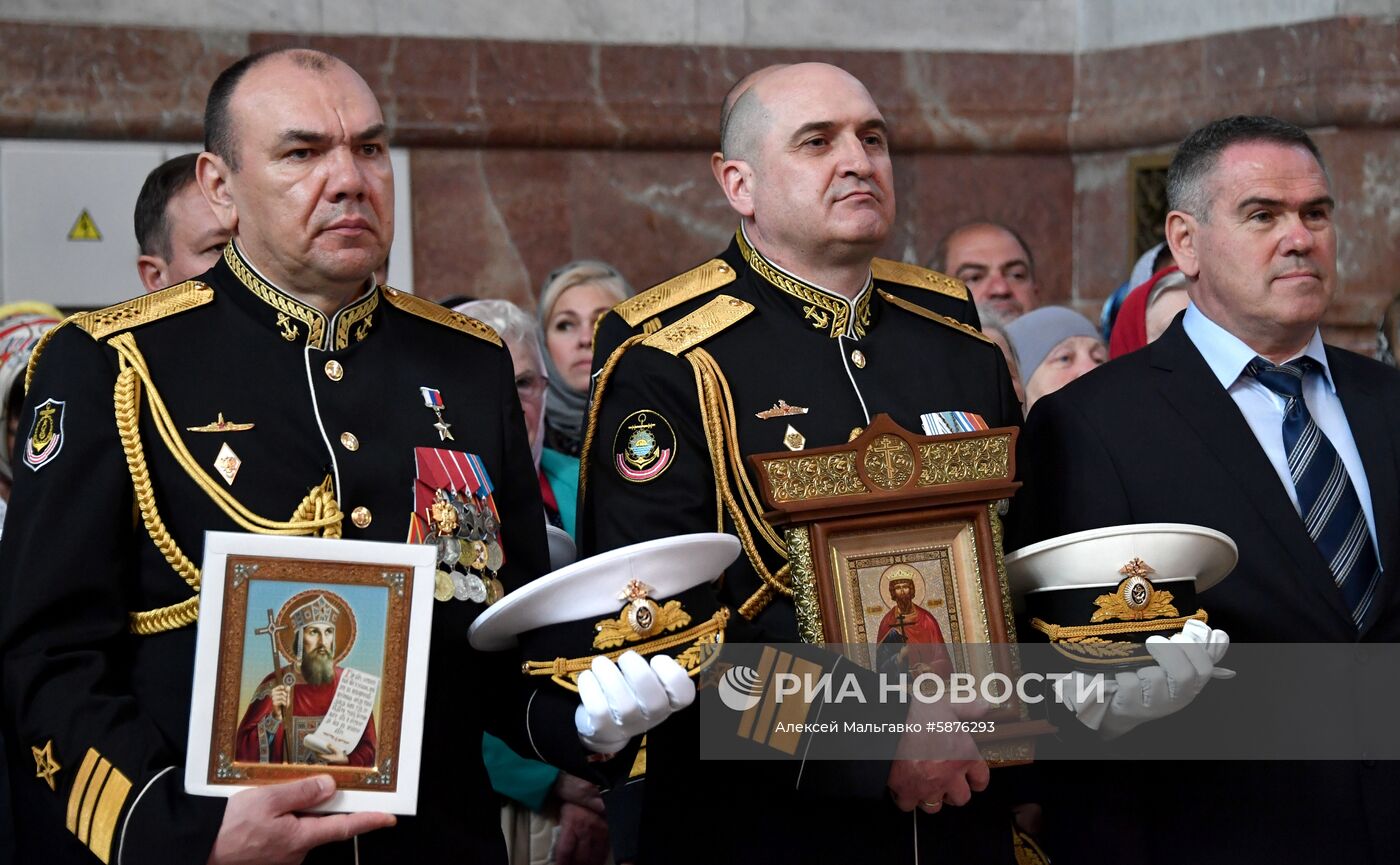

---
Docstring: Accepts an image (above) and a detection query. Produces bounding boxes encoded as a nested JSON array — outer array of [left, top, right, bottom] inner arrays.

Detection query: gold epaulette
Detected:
[[642, 295, 754, 356], [872, 258, 968, 301], [27, 281, 215, 393], [614, 259, 738, 326], [878, 289, 993, 345], [382, 287, 503, 347], [71, 281, 215, 341]]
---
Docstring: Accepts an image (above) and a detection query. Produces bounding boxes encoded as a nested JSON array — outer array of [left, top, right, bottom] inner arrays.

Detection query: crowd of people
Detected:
[[0, 45, 1395, 865]]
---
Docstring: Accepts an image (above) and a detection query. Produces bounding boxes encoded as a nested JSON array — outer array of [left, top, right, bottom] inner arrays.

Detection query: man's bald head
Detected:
[[204, 47, 338, 172], [723, 63, 879, 161], [717, 62, 894, 275], [718, 64, 787, 160], [720, 86, 770, 164]]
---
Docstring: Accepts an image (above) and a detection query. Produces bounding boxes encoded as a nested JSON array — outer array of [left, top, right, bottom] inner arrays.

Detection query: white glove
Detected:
[[574, 651, 696, 754], [1059, 619, 1234, 739]]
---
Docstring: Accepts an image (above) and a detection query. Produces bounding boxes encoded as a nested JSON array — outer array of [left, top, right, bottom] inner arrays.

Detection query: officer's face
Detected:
[[744, 64, 895, 261], [218, 55, 393, 297], [1168, 141, 1335, 357]]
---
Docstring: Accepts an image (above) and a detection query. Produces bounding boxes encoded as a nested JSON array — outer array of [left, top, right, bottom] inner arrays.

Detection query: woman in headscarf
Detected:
[[1005, 305, 1108, 412], [537, 261, 634, 457], [1108, 265, 1190, 359]]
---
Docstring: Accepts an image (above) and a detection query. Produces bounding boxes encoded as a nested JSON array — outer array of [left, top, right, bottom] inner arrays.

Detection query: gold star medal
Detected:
[[420, 386, 454, 441]]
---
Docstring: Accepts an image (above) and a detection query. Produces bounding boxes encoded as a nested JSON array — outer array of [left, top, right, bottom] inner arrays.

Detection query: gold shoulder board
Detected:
[[383, 287, 503, 347], [872, 259, 968, 301], [71, 281, 215, 341], [878, 289, 992, 345], [614, 259, 738, 327], [643, 295, 754, 356]]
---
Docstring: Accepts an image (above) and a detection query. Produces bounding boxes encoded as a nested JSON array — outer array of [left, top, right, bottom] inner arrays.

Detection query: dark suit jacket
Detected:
[[1009, 315, 1400, 864]]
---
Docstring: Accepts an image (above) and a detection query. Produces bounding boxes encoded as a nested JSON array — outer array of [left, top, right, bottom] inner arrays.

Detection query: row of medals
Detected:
[[427, 489, 504, 605]]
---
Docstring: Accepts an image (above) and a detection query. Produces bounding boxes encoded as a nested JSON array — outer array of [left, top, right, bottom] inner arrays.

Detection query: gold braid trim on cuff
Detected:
[[111, 332, 342, 634], [523, 608, 730, 691], [1029, 609, 1207, 642]]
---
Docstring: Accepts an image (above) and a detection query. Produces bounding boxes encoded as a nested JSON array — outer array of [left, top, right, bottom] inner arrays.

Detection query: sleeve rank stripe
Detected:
[[877, 289, 993, 344], [381, 287, 503, 346], [614, 258, 737, 326], [77, 757, 112, 844], [89, 764, 132, 864], [642, 295, 754, 356], [66, 747, 101, 834], [871, 259, 968, 301], [65, 748, 131, 863], [70, 281, 216, 340]]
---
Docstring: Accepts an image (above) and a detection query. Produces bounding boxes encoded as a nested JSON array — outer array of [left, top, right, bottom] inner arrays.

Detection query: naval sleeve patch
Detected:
[[24, 398, 65, 471], [613, 410, 675, 483]]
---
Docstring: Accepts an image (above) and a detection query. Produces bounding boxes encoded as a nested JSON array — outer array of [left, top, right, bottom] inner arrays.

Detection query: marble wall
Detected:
[[10, 0, 1397, 52], [0, 0, 1082, 52], [1, 14, 1395, 349]]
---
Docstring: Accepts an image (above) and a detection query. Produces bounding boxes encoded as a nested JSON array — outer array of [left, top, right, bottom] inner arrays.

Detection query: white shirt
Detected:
[[1182, 302, 1379, 552]]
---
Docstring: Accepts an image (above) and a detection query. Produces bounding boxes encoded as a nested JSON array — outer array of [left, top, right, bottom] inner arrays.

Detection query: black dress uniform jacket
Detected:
[[0, 243, 586, 865], [1008, 315, 1400, 864], [591, 231, 985, 371], [579, 229, 1022, 865]]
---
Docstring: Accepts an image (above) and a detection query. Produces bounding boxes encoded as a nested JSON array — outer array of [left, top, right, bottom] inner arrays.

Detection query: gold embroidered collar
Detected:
[[224, 242, 379, 351], [736, 227, 873, 339]]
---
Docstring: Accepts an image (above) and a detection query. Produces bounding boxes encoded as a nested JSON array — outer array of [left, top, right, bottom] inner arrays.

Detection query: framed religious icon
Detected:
[[749, 414, 1054, 763], [186, 532, 436, 814]]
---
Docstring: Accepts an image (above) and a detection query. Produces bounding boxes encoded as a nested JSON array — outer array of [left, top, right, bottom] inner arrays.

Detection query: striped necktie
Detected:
[[1248, 357, 1381, 630]]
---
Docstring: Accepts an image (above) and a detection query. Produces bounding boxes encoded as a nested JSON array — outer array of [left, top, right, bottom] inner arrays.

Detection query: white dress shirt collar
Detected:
[[1182, 302, 1334, 394]]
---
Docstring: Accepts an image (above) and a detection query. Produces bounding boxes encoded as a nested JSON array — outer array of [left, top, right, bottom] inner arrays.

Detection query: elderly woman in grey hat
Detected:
[[1004, 305, 1108, 412]]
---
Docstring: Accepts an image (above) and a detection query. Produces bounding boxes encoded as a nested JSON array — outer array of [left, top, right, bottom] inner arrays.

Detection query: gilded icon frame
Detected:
[[750, 414, 1054, 763]]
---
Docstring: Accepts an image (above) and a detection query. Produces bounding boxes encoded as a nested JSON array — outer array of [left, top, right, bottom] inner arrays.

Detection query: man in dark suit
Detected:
[[1011, 115, 1400, 863]]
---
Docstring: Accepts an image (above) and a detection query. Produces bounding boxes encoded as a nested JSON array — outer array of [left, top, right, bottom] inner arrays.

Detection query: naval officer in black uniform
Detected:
[[0, 48, 682, 865], [579, 62, 1023, 864]]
